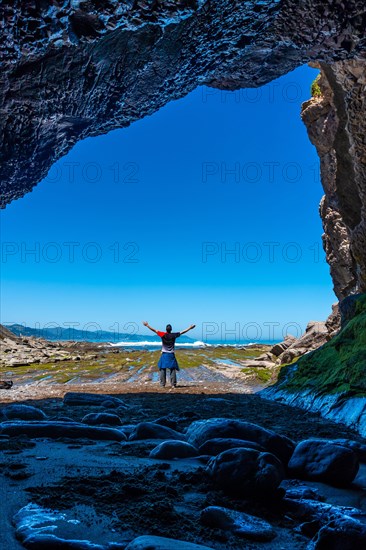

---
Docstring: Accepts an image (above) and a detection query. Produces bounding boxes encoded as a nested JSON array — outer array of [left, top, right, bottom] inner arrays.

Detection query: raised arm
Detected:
[[179, 324, 196, 335], [142, 321, 158, 334]]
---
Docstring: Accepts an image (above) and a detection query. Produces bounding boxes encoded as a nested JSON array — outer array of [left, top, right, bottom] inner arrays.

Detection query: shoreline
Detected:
[[0, 381, 261, 404], [1, 342, 274, 404]]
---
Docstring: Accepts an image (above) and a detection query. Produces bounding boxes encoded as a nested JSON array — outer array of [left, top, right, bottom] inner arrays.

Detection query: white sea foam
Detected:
[[211, 342, 257, 347], [109, 340, 263, 348], [110, 340, 210, 348], [110, 341, 160, 347]]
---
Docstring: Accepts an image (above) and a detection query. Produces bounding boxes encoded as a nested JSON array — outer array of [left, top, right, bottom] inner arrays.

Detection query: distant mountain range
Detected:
[[5, 324, 194, 343]]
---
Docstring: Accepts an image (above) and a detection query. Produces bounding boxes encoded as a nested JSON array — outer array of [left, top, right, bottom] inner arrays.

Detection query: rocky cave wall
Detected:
[[1, 1, 366, 301], [301, 60, 366, 300]]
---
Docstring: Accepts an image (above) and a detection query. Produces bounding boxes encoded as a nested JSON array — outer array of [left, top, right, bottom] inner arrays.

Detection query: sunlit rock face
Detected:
[[1, 1, 366, 297], [301, 60, 366, 300]]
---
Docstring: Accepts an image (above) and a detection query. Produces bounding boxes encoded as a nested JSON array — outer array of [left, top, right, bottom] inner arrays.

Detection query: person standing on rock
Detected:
[[142, 321, 195, 387]]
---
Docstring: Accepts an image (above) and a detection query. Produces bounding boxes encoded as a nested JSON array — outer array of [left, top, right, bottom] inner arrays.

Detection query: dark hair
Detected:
[[166, 324, 172, 333]]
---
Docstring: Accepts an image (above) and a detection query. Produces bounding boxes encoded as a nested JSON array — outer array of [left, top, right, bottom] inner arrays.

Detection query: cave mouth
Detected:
[[2, 5, 366, 549], [1, 0, 365, 309], [1, 64, 336, 344]]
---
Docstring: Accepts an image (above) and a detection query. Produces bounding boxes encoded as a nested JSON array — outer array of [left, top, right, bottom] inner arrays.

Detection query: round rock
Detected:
[[186, 418, 294, 464], [149, 440, 198, 459], [129, 422, 186, 441], [328, 439, 366, 463], [3, 404, 47, 421], [288, 439, 359, 486], [0, 421, 126, 442], [63, 392, 127, 408], [206, 447, 284, 497]]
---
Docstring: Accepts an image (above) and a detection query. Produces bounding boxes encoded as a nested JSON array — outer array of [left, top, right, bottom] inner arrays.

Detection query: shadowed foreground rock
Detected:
[[129, 421, 186, 441], [3, 392, 366, 549], [186, 417, 295, 464], [63, 392, 127, 408], [149, 440, 199, 459], [206, 447, 285, 497], [0, 420, 127, 441], [81, 412, 123, 426], [0, 403, 47, 421], [288, 439, 359, 486]]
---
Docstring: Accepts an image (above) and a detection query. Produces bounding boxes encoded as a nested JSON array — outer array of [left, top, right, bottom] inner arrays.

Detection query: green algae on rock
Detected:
[[277, 294, 366, 396], [261, 295, 366, 437]]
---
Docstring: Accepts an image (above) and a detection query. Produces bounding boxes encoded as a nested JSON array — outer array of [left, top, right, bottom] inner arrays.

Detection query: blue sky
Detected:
[[0, 64, 336, 342]]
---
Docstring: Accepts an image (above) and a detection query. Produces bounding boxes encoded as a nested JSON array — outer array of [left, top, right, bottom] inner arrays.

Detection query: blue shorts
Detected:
[[158, 352, 180, 371]]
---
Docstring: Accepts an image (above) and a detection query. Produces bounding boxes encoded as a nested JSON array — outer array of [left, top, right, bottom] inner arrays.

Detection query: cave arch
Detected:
[[0, 1, 365, 299]]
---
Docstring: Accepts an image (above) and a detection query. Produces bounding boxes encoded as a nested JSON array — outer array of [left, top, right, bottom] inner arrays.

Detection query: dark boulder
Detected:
[[149, 440, 198, 459], [63, 392, 127, 408], [206, 447, 284, 498], [199, 438, 264, 456], [186, 418, 294, 464], [328, 438, 366, 463], [0, 421, 126, 442], [1, 404, 47, 421], [288, 439, 359, 486], [129, 422, 186, 441], [312, 520, 366, 549]]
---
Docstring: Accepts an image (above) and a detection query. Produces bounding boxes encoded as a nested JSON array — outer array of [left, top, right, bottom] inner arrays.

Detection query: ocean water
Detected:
[[110, 339, 280, 350]]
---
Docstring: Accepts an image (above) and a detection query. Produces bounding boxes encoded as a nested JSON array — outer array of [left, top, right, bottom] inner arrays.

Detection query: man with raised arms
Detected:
[[142, 321, 195, 387]]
